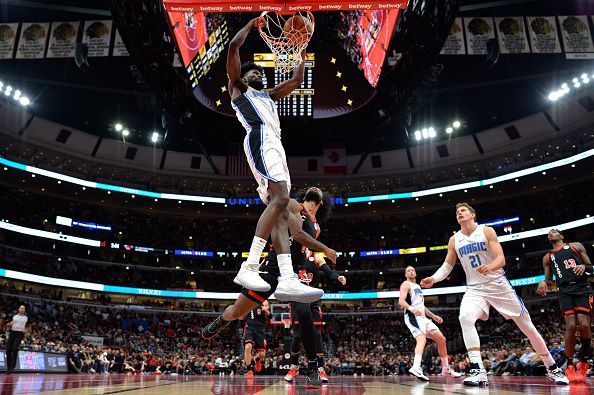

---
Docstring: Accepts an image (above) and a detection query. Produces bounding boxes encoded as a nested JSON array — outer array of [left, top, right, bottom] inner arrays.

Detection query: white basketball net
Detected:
[[258, 11, 315, 73]]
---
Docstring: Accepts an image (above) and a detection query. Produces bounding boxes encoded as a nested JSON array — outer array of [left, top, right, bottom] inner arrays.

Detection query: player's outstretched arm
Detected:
[[227, 17, 259, 97], [268, 49, 306, 101], [287, 199, 337, 263], [314, 254, 344, 284], [420, 236, 456, 288], [537, 253, 554, 296], [477, 226, 505, 275]]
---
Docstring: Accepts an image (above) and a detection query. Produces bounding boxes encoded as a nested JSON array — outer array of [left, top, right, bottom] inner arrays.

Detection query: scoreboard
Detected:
[[187, 20, 229, 88], [254, 53, 315, 117]]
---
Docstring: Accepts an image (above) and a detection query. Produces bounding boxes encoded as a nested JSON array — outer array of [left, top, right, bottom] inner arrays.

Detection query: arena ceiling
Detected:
[[1, 0, 592, 159]]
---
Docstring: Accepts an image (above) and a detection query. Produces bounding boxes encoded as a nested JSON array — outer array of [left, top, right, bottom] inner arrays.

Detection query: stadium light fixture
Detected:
[[428, 127, 436, 138], [414, 130, 422, 141], [452, 120, 461, 128], [122, 129, 130, 137], [151, 132, 159, 143], [421, 128, 429, 139], [446, 127, 453, 134], [114, 123, 123, 132], [19, 97, 30, 106]]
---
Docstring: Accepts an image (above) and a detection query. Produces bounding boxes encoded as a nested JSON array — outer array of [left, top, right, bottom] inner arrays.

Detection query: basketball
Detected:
[[283, 15, 313, 46]]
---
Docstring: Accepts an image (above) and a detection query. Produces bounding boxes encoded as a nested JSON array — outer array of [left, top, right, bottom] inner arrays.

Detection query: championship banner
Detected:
[[463, 17, 495, 55], [558, 16, 594, 59], [15, 22, 49, 59], [526, 16, 561, 53], [82, 20, 113, 57], [495, 16, 529, 54], [0, 23, 19, 59], [112, 29, 129, 56], [440, 18, 465, 55], [47, 22, 79, 58]]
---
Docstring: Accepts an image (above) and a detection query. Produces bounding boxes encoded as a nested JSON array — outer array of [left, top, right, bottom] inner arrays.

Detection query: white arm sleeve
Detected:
[[432, 262, 454, 283]]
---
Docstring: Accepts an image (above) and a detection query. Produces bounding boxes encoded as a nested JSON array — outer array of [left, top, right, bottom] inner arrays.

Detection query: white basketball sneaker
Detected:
[[463, 363, 488, 386], [409, 366, 429, 381], [233, 261, 270, 292], [547, 366, 569, 385], [442, 369, 462, 377], [273, 274, 324, 303]]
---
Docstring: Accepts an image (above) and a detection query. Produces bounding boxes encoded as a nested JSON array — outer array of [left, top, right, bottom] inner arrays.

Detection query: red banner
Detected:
[[163, 0, 409, 13]]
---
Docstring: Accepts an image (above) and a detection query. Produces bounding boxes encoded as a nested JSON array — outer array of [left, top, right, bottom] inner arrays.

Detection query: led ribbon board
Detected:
[[348, 148, 594, 203], [0, 267, 546, 300], [2, 216, 593, 254], [3, 148, 593, 206], [0, 157, 225, 204]]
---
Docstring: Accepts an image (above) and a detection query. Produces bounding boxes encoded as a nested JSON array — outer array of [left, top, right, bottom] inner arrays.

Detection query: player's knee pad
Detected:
[[458, 312, 477, 332], [459, 312, 480, 349]]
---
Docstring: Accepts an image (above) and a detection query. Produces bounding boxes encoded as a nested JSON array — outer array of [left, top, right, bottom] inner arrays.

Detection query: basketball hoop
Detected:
[[258, 11, 315, 73]]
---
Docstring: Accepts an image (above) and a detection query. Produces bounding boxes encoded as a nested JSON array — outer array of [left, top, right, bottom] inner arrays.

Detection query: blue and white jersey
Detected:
[[231, 87, 281, 137], [454, 224, 505, 286], [405, 281, 425, 316]]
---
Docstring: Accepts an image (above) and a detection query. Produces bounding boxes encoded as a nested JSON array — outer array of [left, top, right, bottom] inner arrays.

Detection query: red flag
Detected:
[[323, 141, 347, 174]]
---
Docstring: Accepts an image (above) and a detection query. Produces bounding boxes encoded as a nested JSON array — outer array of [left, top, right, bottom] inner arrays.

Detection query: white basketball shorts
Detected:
[[404, 313, 439, 338], [243, 125, 291, 204], [460, 277, 527, 320]]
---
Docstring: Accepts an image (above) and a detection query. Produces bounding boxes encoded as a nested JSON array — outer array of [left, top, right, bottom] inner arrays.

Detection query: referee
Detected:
[[6, 305, 27, 373]]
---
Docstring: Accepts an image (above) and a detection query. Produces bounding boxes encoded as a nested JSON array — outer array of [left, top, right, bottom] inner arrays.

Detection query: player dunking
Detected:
[[538, 229, 593, 382], [284, 251, 346, 385], [420, 203, 568, 386], [242, 301, 270, 378], [398, 266, 461, 381], [227, 17, 320, 303], [203, 188, 337, 389]]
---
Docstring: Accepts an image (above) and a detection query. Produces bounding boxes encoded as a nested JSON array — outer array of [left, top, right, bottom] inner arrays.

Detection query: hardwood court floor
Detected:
[[0, 374, 591, 395]]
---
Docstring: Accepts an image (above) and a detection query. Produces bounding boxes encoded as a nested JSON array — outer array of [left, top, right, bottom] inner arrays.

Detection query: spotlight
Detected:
[[421, 128, 429, 139], [122, 129, 130, 136], [573, 78, 579, 83], [4, 89, 11, 96], [428, 127, 436, 138], [0, 82, 3, 88], [13, 90, 21, 99], [151, 132, 159, 143], [561, 83, 568, 89], [548, 92, 558, 101], [574, 82, 581, 88], [453, 120, 461, 128], [446, 127, 453, 134], [581, 73, 588, 79], [414, 130, 422, 141], [5, 86, 12, 92], [115, 123, 123, 132], [19, 97, 30, 106]]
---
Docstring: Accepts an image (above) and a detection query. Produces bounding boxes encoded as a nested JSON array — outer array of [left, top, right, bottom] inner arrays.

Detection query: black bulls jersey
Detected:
[[246, 305, 267, 328], [547, 243, 588, 292], [268, 204, 320, 270]]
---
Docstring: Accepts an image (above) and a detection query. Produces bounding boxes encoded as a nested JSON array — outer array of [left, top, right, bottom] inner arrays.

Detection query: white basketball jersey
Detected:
[[454, 224, 505, 286], [231, 87, 281, 136], [405, 281, 425, 316]]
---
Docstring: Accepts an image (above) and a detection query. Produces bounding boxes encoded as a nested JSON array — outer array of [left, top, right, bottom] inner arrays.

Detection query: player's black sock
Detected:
[[579, 337, 591, 361], [290, 352, 300, 366], [317, 354, 324, 370]]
